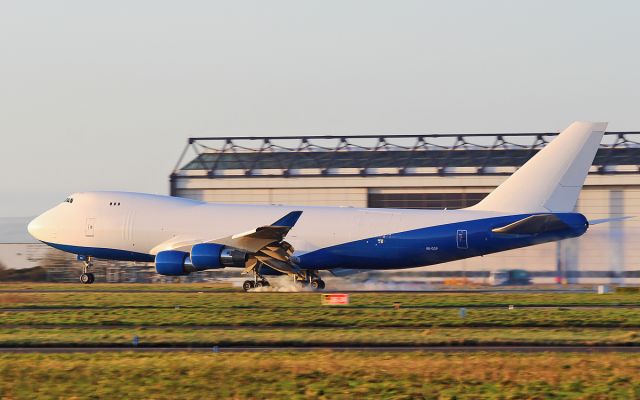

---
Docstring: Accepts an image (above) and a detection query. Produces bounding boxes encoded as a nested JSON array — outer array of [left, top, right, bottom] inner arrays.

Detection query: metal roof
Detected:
[[172, 132, 640, 178]]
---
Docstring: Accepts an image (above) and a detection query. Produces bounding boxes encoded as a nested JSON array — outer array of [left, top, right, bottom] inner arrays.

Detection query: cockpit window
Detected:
[[64, 197, 74, 203]]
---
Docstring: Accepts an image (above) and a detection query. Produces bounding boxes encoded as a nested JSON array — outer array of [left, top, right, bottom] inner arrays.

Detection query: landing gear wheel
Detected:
[[80, 273, 94, 284], [254, 281, 264, 288], [80, 258, 94, 284], [261, 280, 270, 287], [310, 279, 325, 290], [242, 280, 255, 292]]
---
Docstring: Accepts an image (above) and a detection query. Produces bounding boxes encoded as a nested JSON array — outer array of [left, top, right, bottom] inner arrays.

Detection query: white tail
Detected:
[[469, 121, 607, 213]]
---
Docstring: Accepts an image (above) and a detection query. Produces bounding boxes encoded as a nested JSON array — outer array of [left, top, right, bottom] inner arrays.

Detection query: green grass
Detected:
[[1, 285, 640, 398], [0, 282, 236, 292], [0, 288, 638, 346], [0, 327, 639, 347], [0, 291, 639, 329], [2, 303, 640, 328], [0, 351, 639, 399], [2, 289, 640, 309]]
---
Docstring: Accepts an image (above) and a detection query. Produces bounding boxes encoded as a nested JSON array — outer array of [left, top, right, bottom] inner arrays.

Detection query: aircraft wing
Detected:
[[150, 237, 203, 255], [153, 211, 304, 277], [212, 211, 302, 253], [214, 211, 303, 276]]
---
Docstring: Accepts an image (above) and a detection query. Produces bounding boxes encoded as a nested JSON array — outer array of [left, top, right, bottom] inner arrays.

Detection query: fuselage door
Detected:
[[456, 229, 468, 249], [85, 218, 96, 237]]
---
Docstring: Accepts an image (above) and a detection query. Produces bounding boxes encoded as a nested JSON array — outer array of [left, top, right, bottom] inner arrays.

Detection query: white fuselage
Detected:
[[28, 191, 504, 258]]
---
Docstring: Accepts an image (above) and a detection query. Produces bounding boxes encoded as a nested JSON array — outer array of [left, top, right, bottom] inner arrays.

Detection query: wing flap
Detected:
[[255, 255, 300, 275]]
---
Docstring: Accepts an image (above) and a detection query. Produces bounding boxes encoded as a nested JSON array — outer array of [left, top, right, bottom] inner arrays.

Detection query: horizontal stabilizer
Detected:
[[492, 214, 570, 235], [589, 216, 633, 225]]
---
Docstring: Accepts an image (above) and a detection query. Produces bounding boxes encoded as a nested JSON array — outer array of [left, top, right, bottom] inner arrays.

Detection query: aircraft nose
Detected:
[[27, 215, 44, 241]]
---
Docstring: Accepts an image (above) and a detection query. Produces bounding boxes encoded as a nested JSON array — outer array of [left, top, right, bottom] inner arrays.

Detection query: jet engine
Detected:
[[155, 250, 191, 276], [190, 243, 247, 269], [155, 244, 248, 276]]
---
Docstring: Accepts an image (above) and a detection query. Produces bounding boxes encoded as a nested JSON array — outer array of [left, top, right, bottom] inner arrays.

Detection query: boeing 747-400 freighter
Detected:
[[28, 122, 616, 290]]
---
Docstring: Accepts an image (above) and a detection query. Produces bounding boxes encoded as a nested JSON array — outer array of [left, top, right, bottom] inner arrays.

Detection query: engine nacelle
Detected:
[[155, 250, 191, 276], [155, 245, 248, 276], [191, 243, 247, 269]]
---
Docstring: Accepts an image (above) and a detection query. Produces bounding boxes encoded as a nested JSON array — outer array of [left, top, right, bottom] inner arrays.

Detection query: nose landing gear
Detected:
[[79, 258, 95, 284]]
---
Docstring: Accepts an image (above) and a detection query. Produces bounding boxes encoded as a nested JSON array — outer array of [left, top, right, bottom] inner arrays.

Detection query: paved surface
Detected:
[[0, 289, 594, 294], [1, 304, 637, 313], [1, 345, 640, 353]]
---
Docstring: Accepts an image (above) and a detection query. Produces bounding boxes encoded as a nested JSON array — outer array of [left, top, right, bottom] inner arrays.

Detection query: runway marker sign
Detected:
[[321, 293, 349, 305]]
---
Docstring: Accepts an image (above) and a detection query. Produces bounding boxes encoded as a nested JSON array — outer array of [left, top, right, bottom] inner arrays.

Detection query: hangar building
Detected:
[[170, 131, 640, 283]]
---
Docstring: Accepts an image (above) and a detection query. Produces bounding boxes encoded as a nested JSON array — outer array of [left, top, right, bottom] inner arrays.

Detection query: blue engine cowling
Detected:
[[191, 243, 247, 269], [191, 243, 225, 269], [155, 245, 248, 276], [155, 250, 190, 276]]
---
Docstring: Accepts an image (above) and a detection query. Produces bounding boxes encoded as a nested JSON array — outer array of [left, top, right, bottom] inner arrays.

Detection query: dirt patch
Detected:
[[0, 294, 36, 304]]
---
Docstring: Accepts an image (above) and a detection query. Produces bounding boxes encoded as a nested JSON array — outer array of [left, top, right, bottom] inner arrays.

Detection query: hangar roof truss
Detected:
[[172, 132, 640, 179]]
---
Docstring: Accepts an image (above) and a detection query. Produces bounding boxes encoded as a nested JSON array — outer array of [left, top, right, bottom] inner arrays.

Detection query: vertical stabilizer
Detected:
[[469, 121, 607, 213]]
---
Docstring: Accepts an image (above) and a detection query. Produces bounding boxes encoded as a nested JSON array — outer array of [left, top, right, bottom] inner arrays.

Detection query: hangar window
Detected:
[[368, 192, 488, 210]]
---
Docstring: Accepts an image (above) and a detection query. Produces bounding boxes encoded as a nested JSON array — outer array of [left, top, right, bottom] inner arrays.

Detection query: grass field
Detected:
[[1, 284, 639, 398], [1, 351, 639, 399], [0, 285, 639, 347], [1, 327, 640, 348]]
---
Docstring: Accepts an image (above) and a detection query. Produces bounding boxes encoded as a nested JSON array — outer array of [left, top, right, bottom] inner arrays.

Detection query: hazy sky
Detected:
[[1, 0, 639, 217]]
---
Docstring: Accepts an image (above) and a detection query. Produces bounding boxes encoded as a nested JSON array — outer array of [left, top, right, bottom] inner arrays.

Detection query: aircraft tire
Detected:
[[318, 279, 325, 290], [87, 273, 95, 284], [80, 273, 92, 284], [242, 280, 255, 292]]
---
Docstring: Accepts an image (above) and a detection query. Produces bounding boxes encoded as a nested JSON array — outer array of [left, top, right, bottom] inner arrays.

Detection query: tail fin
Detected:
[[469, 121, 607, 213]]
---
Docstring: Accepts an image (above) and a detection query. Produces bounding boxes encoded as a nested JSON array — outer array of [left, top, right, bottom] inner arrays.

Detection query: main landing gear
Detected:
[[301, 273, 325, 290], [241, 269, 326, 292], [242, 268, 270, 291], [310, 278, 325, 290], [80, 258, 95, 284], [242, 279, 270, 291], [299, 269, 325, 290]]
